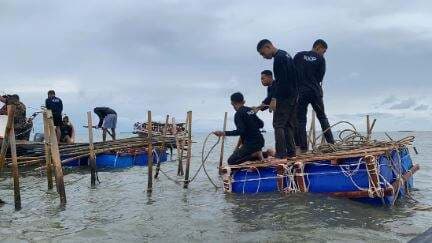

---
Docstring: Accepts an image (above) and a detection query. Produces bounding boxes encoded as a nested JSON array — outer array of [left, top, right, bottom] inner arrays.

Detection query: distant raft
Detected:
[[64, 149, 169, 168], [221, 144, 419, 206]]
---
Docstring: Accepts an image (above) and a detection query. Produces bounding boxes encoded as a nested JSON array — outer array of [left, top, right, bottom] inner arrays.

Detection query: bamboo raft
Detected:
[[0, 106, 194, 210], [220, 114, 420, 206]]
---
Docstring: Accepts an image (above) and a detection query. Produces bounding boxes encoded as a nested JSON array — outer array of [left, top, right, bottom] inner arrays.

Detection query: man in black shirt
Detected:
[[294, 39, 334, 152], [257, 39, 298, 158], [94, 107, 117, 142], [253, 70, 276, 112], [45, 90, 63, 142], [213, 92, 265, 165]]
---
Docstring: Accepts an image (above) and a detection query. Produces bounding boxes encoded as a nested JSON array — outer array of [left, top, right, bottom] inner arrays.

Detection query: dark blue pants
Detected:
[[297, 91, 334, 150]]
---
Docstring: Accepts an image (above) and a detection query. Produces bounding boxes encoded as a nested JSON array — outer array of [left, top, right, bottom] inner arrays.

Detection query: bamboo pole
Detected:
[[0, 105, 15, 171], [147, 111, 153, 193], [218, 112, 228, 172], [175, 117, 184, 176], [46, 110, 67, 205], [183, 111, 192, 188], [8, 106, 21, 210], [309, 110, 316, 149], [366, 115, 371, 141], [87, 111, 97, 187], [43, 111, 53, 189], [155, 114, 169, 179]]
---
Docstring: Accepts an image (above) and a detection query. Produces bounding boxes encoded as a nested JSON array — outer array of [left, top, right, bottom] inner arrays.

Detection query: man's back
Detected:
[[226, 106, 264, 146], [45, 96, 63, 114], [294, 50, 326, 95]]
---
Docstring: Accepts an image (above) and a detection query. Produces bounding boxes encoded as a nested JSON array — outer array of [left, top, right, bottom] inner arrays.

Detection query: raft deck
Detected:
[[221, 144, 419, 206]]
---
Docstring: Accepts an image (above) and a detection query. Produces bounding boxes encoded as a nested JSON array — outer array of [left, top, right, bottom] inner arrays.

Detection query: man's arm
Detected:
[[273, 55, 292, 100], [225, 112, 246, 136], [59, 99, 63, 112], [317, 57, 326, 85]]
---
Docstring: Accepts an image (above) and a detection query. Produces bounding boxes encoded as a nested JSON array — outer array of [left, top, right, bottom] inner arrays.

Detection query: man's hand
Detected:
[[269, 98, 277, 112], [213, 131, 225, 137], [251, 106, 260, 113]]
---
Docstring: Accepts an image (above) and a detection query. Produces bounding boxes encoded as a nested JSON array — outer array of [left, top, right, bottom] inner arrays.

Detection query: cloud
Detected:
[[1, 1, 432, 134], [389, 98, 417, 110], [414, 104, 429, 111], [380, 96, 398, 105]]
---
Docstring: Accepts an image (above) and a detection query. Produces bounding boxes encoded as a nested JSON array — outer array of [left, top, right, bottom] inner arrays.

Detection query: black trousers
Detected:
[[297, 91, 334, 150], [227, 137, 264, 165], [273, 98, 297, 158]]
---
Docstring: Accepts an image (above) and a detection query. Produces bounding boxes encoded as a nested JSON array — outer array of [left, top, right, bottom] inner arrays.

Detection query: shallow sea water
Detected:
[[0, 131, 431, 242]]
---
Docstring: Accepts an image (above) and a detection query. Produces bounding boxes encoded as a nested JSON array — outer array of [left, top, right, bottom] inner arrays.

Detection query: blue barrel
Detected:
[[96, 153, 134, 168]]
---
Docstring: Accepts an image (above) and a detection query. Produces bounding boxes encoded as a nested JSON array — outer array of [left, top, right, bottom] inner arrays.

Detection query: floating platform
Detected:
[[221, 145, 419, 206], [64, 150, 168, 168]]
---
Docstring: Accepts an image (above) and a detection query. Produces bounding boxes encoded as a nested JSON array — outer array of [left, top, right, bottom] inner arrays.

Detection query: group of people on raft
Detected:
[[213, 39, 335, 165], [0, 89, 118, 144]]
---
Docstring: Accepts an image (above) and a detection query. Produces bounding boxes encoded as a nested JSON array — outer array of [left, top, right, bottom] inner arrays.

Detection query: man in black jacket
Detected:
[[257, 39, 298, 158], [253, 70, 276, 112], [294, 39, 334, 152], [213, 92, 265, 165], [45, 90, 63, 142]]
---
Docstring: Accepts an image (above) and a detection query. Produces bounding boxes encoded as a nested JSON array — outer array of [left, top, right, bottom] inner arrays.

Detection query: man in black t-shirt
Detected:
[[257, 39, 298, 158], [294, 39, 335, 152], [45, 90, 63, 142], [213, 92, 265, 165]]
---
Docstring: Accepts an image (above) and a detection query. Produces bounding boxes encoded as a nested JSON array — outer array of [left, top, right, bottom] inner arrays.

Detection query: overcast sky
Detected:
[[1, 0, 432, 133]]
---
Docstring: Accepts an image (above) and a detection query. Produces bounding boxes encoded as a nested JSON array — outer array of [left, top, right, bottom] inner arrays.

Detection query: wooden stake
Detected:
[[87, 111, 97, 187], [155, 114, 169, 179], [366, 115, 371, 141], [175, 117, 184, 176], [8, 106, 21, 210], [218, 112, 228, 172], [46, 110, 67, 205], [43, 111, 53, 190], [309, 110, 316, 149], [0, 105, 15, 171], [183, 111, 192, 188], [147, 111, 153, 193]]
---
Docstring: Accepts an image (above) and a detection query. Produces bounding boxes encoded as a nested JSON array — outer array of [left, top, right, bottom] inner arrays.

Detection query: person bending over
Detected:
[[257, 39, 298, 158], [94, 107, 117, 142], [213, 92, 265, 165]]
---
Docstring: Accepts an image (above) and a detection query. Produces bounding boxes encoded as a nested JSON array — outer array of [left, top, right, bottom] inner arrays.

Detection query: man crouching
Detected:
[[213, 92, 265, 165]]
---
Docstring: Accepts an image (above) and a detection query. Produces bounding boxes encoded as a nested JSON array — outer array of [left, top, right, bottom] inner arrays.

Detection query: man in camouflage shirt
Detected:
[[0, 94, 32, 140]]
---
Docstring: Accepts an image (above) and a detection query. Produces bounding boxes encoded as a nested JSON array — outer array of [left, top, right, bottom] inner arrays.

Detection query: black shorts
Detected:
[[53, 113, 62, 127]]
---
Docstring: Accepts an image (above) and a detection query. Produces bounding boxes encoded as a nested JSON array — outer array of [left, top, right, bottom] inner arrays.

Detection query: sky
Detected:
[[1, 0, 432, 134]]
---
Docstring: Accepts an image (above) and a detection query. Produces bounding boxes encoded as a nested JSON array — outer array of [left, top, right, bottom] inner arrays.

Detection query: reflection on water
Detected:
[[0, 131, 431, 242]]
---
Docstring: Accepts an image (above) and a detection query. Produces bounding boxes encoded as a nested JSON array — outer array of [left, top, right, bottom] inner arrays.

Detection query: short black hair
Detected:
[[256, 39, 272, 51], [313, 39, 328, 49], [11, 94, 19, 101], [48, 90, 55, 95], [230, 92, 244, 103], [261, 70, 273, 76]]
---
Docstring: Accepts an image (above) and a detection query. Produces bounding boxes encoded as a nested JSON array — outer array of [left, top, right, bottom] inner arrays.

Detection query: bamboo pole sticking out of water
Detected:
[[175, 117, 184, 176], [183, 111, 192, 189], [147, 111, 153, 193], [366, 115, 371, 141], [87, 111, 97, 187], [218, 112, 227, 172], [42, 111, 53, 190], [0, 105, 15, 171], [309, 110, 316, 149], [8, 106, 21, 210], [155, 114, 169, 179], [46, 110, 67, 206]]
